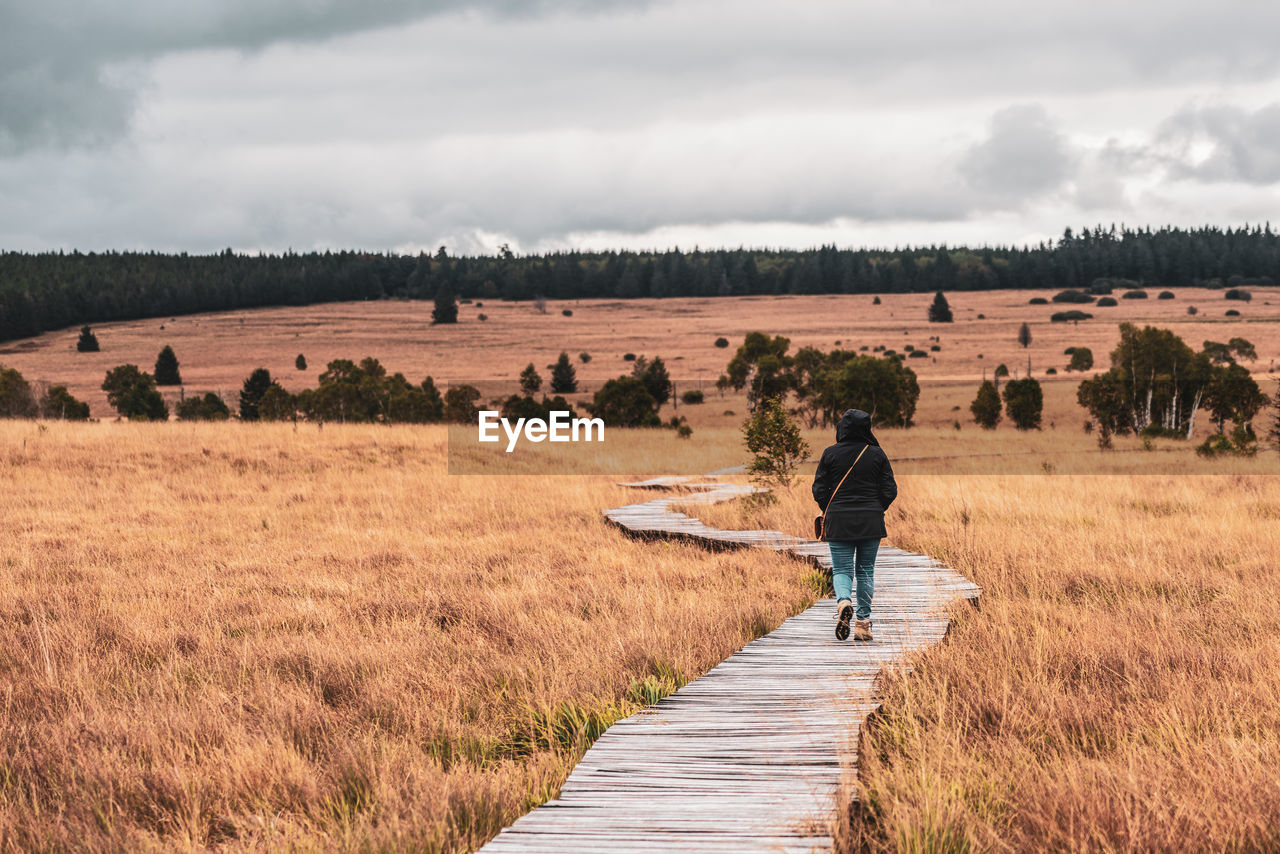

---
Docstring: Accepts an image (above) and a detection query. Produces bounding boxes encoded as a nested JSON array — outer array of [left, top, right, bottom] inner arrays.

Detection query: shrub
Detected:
[[908, 350, 927, 358], [977, 313, 986, 319], [929, 344, 941, 352], [1087, 279, 1114, 295], [176, 392, 230, 421], [41, 385, 89, 420], [970, 380, 1002, 429], [477, 313, 488, 322], [519, 363, 543, 396], [587, 376, 660, 427], [296, 354, 307, 370], [1097, 297, 1118, 307], [1224, 289, 1252, 302], [579, 352, 591, 363], [904, 344, 914, 352], [1121, 289, 1148, 299], [1067, 347, 1094, 372], [1050, 311, 1093, 322], [445, 384, 481, 423], [676, 423, 693, 439], [994, 364, 1009, 378], [680, 389, 704, 405], [102, 365, 168, 421], [623, 353, 636, 362], [258, 385, 298, 421], [872, 296, 881, 305], [76, 326, 99, 353], [0, 366, 38, 418], [1226, 309, 1241, 316], [154, 345, 181, 386], [1187, 305, 1198, 316], [1053, 290, 1094, 303], [1064, 347, 1076, 355], [1029, 297, 1049, 305], [1158, 291, 1175, 300], [1002, 376, 1043, 430], [562, 309, 573, 316], [714, 337, 730, 348], [1046, 367, 1058, 375]]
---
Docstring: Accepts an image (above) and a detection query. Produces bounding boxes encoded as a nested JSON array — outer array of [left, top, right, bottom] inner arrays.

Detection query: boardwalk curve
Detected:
[[480, 477, 981, 853]]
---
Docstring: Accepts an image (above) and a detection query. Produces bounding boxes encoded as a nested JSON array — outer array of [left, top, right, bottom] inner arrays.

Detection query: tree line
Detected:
[[4, 224, 1280, 342]]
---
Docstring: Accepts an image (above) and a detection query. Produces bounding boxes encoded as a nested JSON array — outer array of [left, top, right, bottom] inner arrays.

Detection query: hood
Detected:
[[835, 409, 878, 446]]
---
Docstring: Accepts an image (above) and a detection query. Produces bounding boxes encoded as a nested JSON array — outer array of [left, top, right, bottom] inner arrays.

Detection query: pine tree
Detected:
[[550, 352, 578, 394], [519, 363, 542, 396], [154, 345, 181, 386], [1018, 322, 1032, 348], [927, 291, 953, 323], [240, 368, 273, 421], [296, 354, 307, 370], [432, 280, 458, 324], [77, 326, 100, 352], [970, 380, 1002, 429]]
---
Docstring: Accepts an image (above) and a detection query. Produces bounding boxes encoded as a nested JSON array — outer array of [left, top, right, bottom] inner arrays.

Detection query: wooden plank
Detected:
[[478, 477, 980, 854]]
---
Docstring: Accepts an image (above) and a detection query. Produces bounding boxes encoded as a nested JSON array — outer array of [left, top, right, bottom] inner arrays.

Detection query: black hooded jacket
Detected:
[[811, 409, 898, 541]]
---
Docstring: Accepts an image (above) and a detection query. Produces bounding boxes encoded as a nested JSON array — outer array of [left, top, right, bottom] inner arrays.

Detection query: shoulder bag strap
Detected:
[[821, 444, 868, 522]]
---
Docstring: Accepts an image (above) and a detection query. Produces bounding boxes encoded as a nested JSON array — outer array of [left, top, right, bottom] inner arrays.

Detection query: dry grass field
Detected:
[[685, 468, 1280, 852], [1, 288, 1278, 427], [0, 421, 819, 851]]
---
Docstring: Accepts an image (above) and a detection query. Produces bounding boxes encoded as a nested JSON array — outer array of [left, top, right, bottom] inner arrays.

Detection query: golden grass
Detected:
[[0, 421, 817, 851], [693, 469, 1280, 852]]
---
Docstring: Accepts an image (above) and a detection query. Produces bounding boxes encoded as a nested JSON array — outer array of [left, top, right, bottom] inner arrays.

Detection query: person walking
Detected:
[[811, 409, 898, 641]]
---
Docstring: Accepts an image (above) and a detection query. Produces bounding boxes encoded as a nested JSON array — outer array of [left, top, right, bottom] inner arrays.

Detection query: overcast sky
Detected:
[[2, 0, 1278, 254]]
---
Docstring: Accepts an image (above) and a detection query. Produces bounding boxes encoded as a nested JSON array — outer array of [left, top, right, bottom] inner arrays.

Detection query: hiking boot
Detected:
[[834, 600, 854, 641], [853, 619, 873, 642]]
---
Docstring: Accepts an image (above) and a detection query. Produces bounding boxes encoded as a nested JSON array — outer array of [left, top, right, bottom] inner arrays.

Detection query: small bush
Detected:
[[714, 337, 730, 348], [872, 296, 881, 305], [1224, 288, 1252, 302], [676, 423, 693, 439], [76, 326, 99, 353], [994, 364, 1009, 378], [296, 354, 307, 370], [1121, 289, 1148, 299], [562, 309, 574, 316], [1064, 347, 1076, 355], [680, 389, 704, 405], [929, 344, 941, 352], [904, 344, 914, 352], [1187, 306, 1198, 316], [977, 313, 986, 319], [1029, 297, 1049, 305], [623, 353, 636, 361], [1158, 291, 1175, 300], [579, 352, 591, 363], [1097, 297, 1118, 307], [1050, 310, 1093, 322], [1226, 309, 1241, 317], [1053, 290, 1095, 304], [477, 313, 488, 322], [1046, 367, 1058, 374], [908, 350, 927, 358]]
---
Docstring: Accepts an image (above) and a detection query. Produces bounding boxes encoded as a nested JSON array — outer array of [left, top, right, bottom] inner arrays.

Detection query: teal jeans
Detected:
[[829, 539, 879, 621]]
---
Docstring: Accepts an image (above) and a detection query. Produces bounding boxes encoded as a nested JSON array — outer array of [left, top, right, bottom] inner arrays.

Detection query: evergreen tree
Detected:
[[640, 356, 673, 406], [432, 280, 458, 324], [519, 363, 542, 396], [550, 351, 578, 394], [927, 291, 953, 323], [102, 365, 168, 421], [76, 326, 99, 353], [296, 354, 307, 370], [154, 345, 182, 386], [1002, 377, 1043, 430], [970, 380, 1002, 429], [1018, 322, 1032, 348], [239, 368, 274, 421]]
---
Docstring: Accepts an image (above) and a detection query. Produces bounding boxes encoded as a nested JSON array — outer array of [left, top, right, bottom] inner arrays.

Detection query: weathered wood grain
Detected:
[[478, 479, 980, 853]]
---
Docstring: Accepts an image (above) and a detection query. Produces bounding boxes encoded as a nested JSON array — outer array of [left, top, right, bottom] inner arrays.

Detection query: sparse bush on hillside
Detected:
[[1225, 288, 1252, 302], [1067, 347, 1094, 372], [1029, 297, 1048, 305], [681, 389, 704, 405], [1052, 290, 1094, 303], [1158, 291, 1175, 299], [1097, 297, 1118, 307], [714, 337, 730, 348], [1226, 309, 1241, 317], [1051, 310, 1092, 322], [1122, 289, 1148, 299]]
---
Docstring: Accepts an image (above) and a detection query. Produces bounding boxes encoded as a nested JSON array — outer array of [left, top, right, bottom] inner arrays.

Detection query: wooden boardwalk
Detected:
[[479, 477, 980, 854]]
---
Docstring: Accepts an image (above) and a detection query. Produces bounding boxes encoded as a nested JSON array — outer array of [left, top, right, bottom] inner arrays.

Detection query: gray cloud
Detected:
[[1158, 103, 1280, 184], [0, 0, 640, 151], [960, 104, 1077, 205]]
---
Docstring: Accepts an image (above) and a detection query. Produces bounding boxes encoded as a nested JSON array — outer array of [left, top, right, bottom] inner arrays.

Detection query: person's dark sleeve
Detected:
[[878, 455, 898, 511], [811, 450, 832, 508]]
